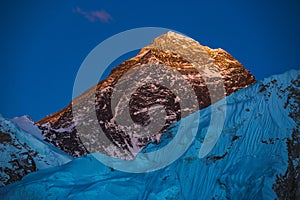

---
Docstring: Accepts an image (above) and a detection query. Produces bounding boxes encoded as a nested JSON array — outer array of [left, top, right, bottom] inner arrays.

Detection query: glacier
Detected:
[[0, 69, 299, 199]]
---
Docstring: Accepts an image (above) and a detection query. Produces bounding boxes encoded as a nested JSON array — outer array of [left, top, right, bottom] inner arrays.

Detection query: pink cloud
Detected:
[[74, 7, 113, 23]]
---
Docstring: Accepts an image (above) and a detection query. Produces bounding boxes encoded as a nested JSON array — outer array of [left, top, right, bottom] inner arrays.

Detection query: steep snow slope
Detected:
[[0, 70, 299, 199], [0, 116, 72, 187], [11, 115, 45, 140]]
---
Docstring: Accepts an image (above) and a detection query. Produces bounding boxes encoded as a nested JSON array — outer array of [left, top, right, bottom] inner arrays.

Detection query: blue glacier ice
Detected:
[[0, 70, 299, 199]]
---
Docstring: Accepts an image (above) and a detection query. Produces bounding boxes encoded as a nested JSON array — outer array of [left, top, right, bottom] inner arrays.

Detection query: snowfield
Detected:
[[0, 69, 299, 199]]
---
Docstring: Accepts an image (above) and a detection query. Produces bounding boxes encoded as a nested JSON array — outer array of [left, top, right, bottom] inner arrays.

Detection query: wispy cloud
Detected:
[[74, 7, 113, 23]]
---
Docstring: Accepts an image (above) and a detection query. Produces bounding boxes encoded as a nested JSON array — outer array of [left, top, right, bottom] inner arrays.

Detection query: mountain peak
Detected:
[[145, 31, 204, 57], [34, 31, 256, 159], [154, 31, 200, 44], [154, 31, 199, 44], [143, 31, 236, 70]]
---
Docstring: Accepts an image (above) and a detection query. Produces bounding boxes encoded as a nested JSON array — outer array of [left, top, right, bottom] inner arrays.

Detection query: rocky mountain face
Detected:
[[0, 115, 72, 187], [1, 70, 299, 199], [37, 31, 256, 158]]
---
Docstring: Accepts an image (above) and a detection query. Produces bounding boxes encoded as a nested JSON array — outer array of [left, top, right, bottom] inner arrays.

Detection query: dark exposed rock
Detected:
[[0, 116, 72, 188], [0, 123, 38, 188], [273, 75, 300, 199]]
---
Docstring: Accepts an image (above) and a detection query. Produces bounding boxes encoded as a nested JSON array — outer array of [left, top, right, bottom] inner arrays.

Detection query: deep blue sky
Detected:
[[0, 0, 299, 121]]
